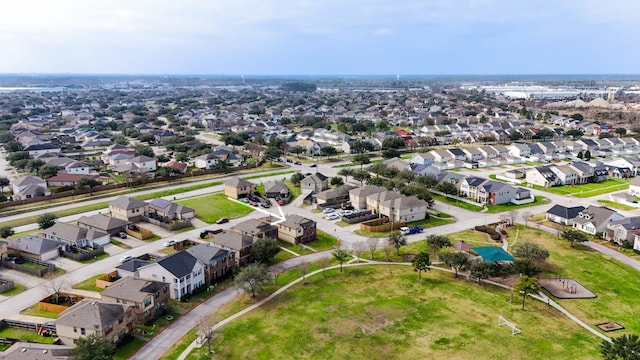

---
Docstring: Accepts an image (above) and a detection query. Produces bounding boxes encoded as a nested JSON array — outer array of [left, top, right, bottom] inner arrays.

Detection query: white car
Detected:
[[326, 213, 340, 220], [343, 210, 354, 216], [164, 240, 177, 247], [120, 255, 134, 263], [322, 207, 335, 214]]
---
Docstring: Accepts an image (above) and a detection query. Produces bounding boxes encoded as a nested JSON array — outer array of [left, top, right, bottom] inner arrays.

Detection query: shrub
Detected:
[[474, 225, 502, 241]]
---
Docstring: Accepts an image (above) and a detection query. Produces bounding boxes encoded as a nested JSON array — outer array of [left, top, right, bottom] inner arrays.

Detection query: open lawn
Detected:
[[433, 194, 484, 212], [114, 337, 146, 360], [0, 283, 26, 296], [354, 212, 455, 238], [536, 178, 630, 198], [485, 196, 549, 214], [177, 193, 254, 224], [308, 230, 340, 250], [72, 273, 106, 292], [20, 305, 60, 319], [597, 199, 637, 211], [500, 225, 640, 335], [193, 266, 600, 360]]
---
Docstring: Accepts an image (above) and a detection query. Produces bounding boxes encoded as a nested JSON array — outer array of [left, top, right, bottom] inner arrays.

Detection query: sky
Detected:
[[0, 0, 638, 75]]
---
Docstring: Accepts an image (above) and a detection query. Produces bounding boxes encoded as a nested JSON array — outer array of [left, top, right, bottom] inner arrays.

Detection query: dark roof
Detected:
[[609, 216, 640, 230], [546, 204, 585, 219], [156, 251, 200, 278], [449, 148, 466, 156], [116, 259, 149, 273], [186, 243, 231, 264], [464, 176, 486, 187]]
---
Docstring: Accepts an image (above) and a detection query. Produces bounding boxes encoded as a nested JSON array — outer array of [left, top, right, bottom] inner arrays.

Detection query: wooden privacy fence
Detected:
[[360, 218, 405, 232]]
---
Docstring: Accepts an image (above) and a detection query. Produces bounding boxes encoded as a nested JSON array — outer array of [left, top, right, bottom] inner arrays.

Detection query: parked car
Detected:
[[249, 201, 258, 207], [342, 210, 354, 216], [400, 226, 424, 235], [240, 198, 250, 203], [322, 207, 335, 214], [294, 161, 302, 165], [120, 255, 133, 263], [163, 240, 177, 247], [326, 213, 340, 220], [341, 204, 354, 210], [310, 163, 317, 167], [216, 218, 229, 224], [118, 232, 127, 239], [286, 158, 293, 163], [276, 199, 284, 205], [261, 202, 271, 208]]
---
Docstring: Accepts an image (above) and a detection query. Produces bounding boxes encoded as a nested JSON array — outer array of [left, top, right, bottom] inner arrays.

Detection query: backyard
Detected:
[[534, 178, 631, 198]]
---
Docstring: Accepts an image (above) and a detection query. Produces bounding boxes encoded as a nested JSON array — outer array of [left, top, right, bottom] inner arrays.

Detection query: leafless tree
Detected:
[[298, 261, 311, 284], [42, 273, 71, 304], [318, 257, 331, 277], [352, 240, 367, 262], [521, 211, 532, 227], [366, 238, 379, 260], [197, 315, 218, 354], [383, 244, 394, 262], [508, 210, 519, 226]]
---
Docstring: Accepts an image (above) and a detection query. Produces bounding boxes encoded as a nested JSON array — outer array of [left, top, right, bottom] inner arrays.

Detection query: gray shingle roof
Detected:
[[57, 299, 129, 330], [77, 214, 129, 231], [42, 222, 108, 242], [186, 243, 230, 264], [109, 196, 147, 210], [7, 235, 62, 255], [224, 177, 255, 188], [155, 251, 199, 278], [280, 214, 315, 229], [210, 230, 254, 251], [101, 277, 167, 303]]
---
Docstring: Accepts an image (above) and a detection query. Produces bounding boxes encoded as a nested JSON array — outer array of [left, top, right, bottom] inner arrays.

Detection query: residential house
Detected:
[[194, 150, 243, 170], [546, 205, 585, 226], [409, 152, 435, 166], [115, 259, 149, 278], [6, 235, 62, 261], [231, 219, 279, 242], [11, 175, 51, 200], [209, 230, 255, 266], [77, 214, 130, 236], [525, 166, 560, 187], [41, 222, 110, 251], [56, 299, 136, 346], [479, 181, 528, 205], [137, 251, 205, 300], [314, 185, 357, 207], [461, 147, 484, 163], [223, 177, 256, 199], [301, 173, 329, 194], [429, 149, 454, 164], [607, 157, 640, 176], [349, 185, 386, 210], [100, 277, 170, 324], [549, 165, 578, 185], [186, 244, 235, 284], [382, 157, 412, 172], [276, 214, 317, 245], [366, 190, 403, 214], [24, 143, 61, 156], [65, 161, 93, 175], [0, 342, 72, 359], [509, 143, 531, 158], [109, 196, 149, 222], [572, 206, 624, 235], [378, 195, 428, 223], [263, 181, 290, 199], [629, 177, 640, 197], [604, 217, 640, 246], [127, 155, 157, 172], [148, 198, 195, 221], [459, 176, 486, 200]]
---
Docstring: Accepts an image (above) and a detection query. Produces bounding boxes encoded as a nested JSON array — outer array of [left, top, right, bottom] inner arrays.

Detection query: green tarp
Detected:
[[472, 246, 514, 262]]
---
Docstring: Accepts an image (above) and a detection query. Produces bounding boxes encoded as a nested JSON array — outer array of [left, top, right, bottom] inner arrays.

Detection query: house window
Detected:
[[81, 328, 86, 335], [73, 326, 77, 333], [144, 298, 152, 307]]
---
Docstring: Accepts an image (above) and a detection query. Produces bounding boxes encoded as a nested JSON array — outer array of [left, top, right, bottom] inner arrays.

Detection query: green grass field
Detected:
[[597, 199, 637, 211], [485, 196, 549, 213], [177, 193, 254, 223], [501, 225, 640, 335], [0, 327, 58, 344], [536, 178, 630, 198], [72, 273, 106, 292], [192, 266, 600, 360]]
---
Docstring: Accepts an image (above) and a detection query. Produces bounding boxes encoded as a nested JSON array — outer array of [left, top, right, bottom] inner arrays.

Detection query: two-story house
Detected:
[[604, 217, 640, 246], [209, 230, 255, 266], [11, 175, 51, 200], [137, 251, 205, 300], [378, 195, 428, 223], [223, 177, 257, 199], [109, 196, 149, 222], [276, 214, 317, 245], [572, 206, 624, 235], [186, 244, 235, 284], [301, 173, 329, 194], [101, 277, 170, 324], [56, 299, 136, 346]]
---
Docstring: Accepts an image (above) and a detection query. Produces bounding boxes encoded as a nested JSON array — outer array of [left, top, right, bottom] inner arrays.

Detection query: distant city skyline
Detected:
[[1, 1, 638, 75]]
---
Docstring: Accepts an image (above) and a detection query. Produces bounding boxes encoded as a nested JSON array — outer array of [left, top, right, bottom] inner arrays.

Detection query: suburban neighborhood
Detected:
[[0, 75, 640, 359]]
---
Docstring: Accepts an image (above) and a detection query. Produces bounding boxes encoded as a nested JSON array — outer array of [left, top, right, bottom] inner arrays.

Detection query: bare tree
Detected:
[[42, 274, 71, 304], [298, 261, 311, 284], [508, 210, 519, 226], [366, 238, 379, 260], [352, 240, 367, 262], [521, 211, 532, 227], [383, 244, 394, 262], [318, 257, 331, 277], [197, 315, 218, 354]]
